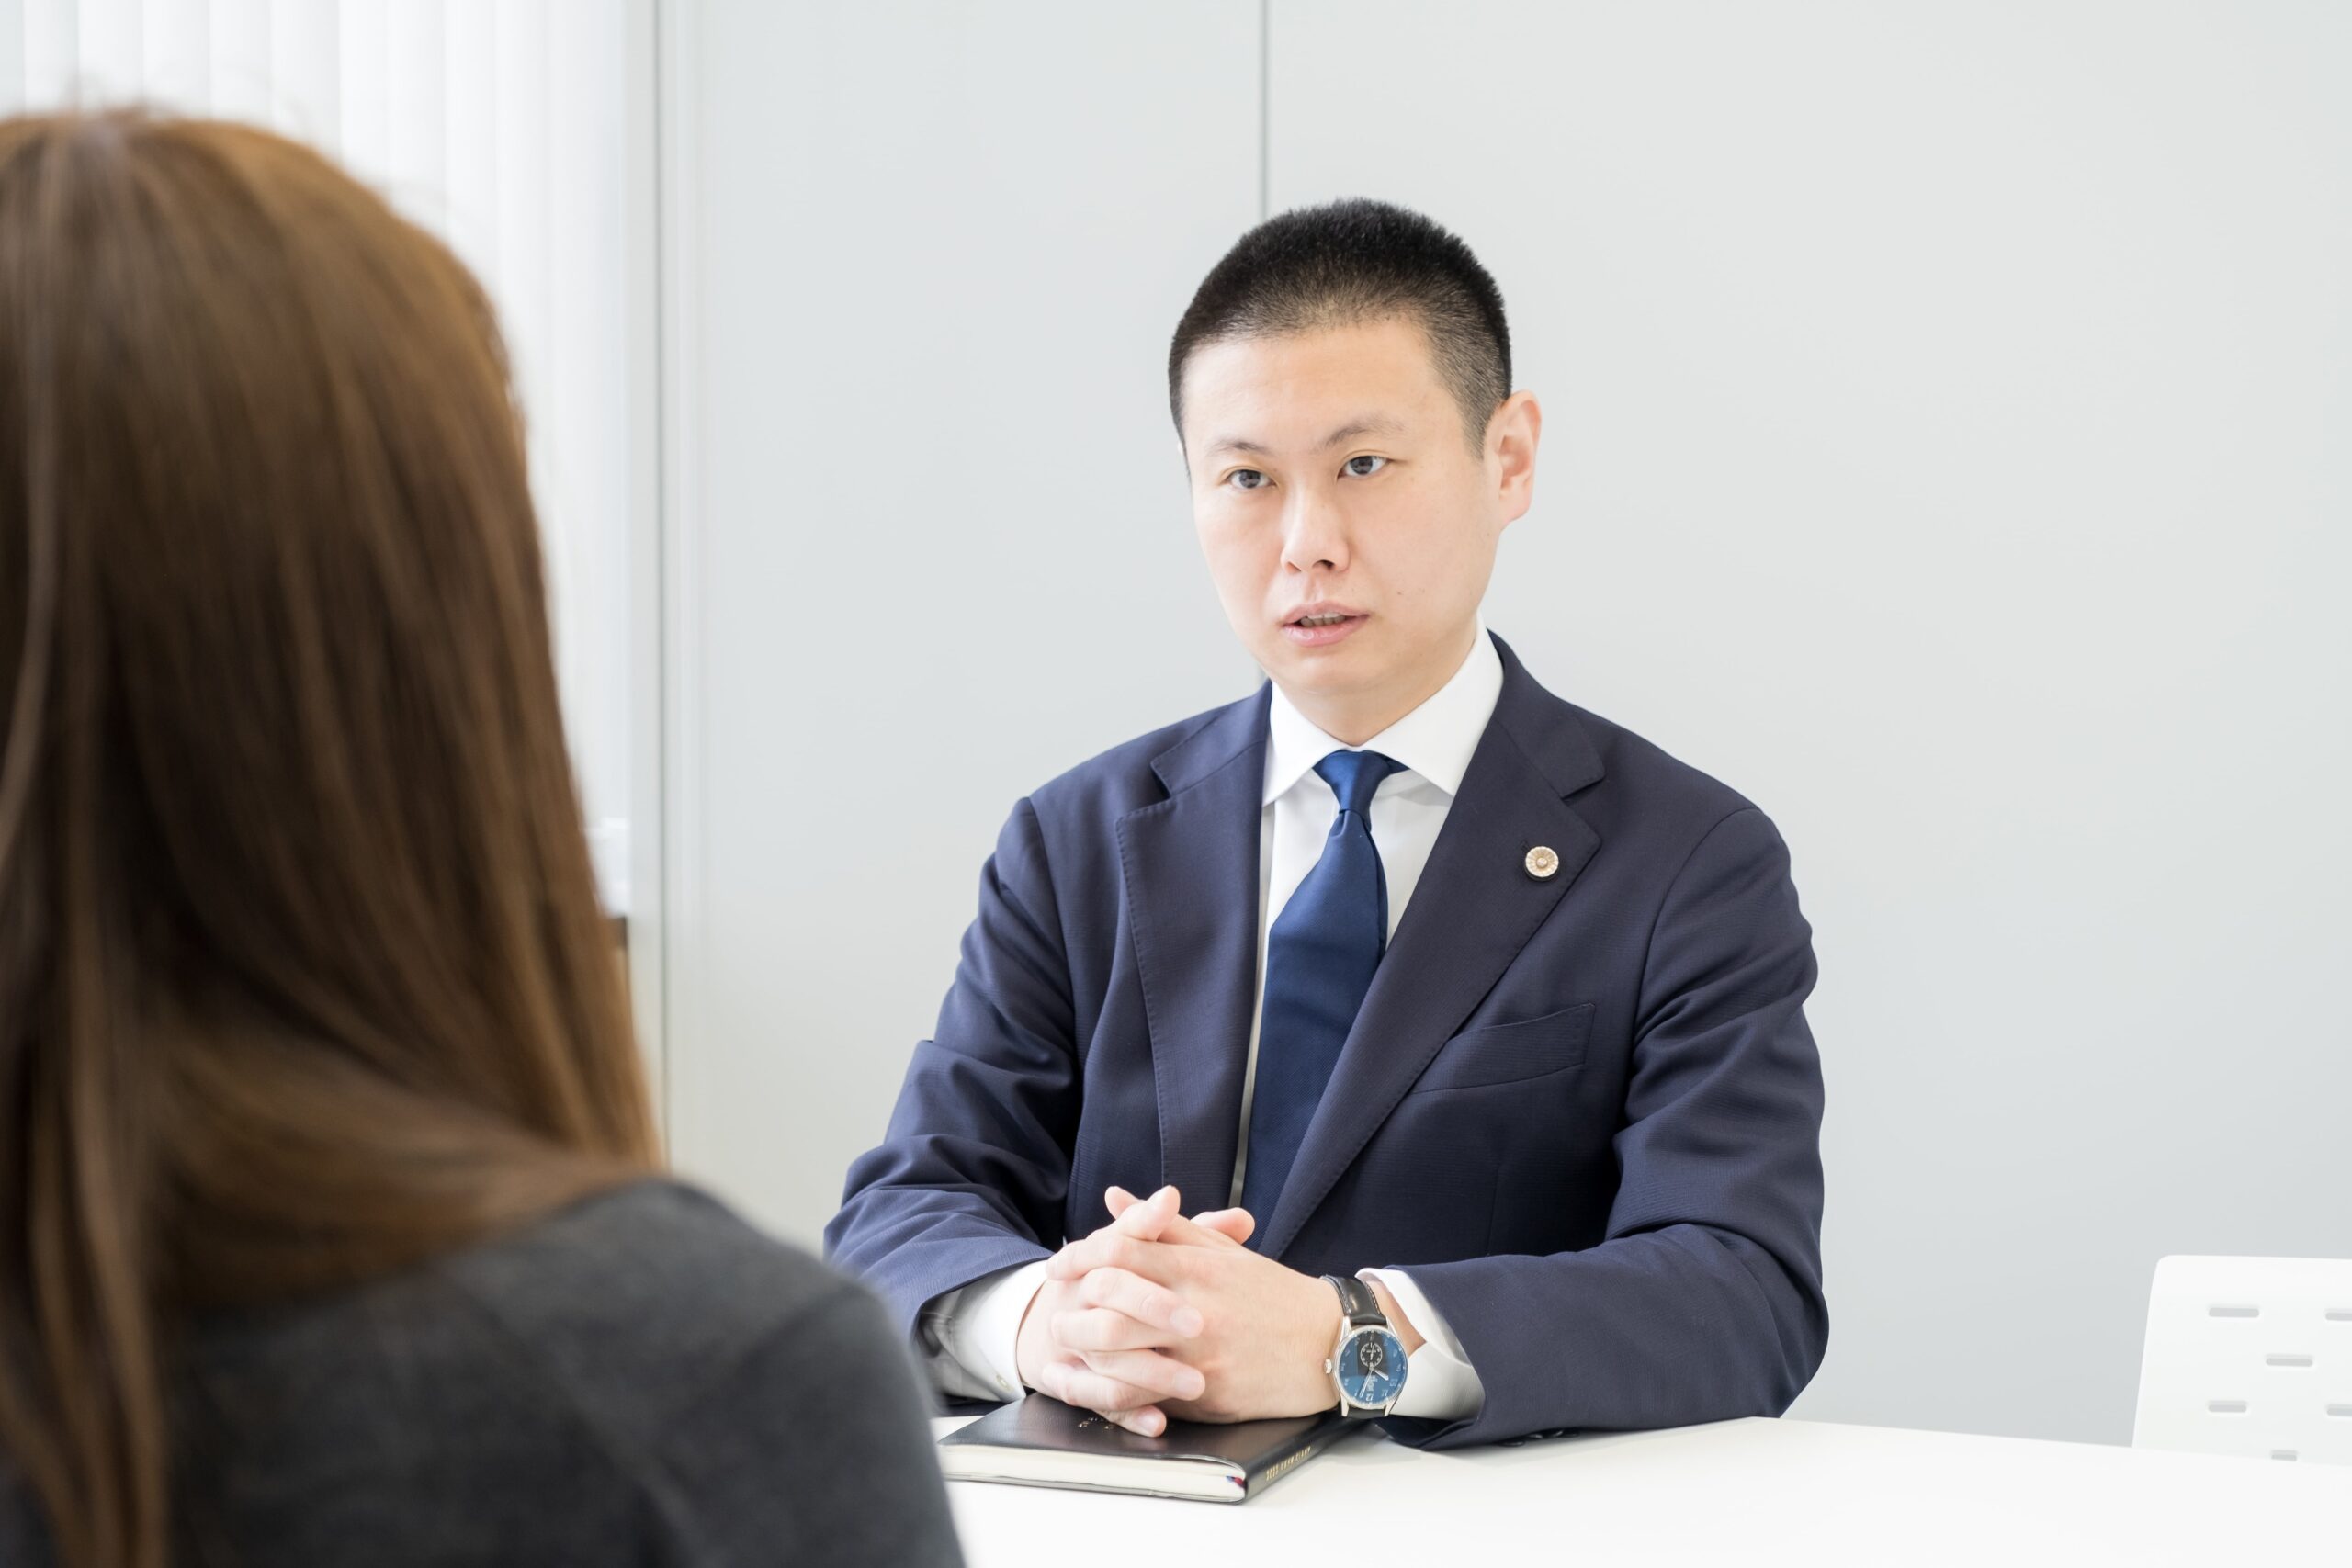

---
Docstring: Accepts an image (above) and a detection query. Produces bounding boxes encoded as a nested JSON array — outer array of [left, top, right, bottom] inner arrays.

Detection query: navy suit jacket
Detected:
[[825, 631, 1827, 1449]]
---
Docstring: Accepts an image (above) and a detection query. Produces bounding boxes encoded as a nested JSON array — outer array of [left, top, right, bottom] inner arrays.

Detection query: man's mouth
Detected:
[[1281, 605, 1368, 646]]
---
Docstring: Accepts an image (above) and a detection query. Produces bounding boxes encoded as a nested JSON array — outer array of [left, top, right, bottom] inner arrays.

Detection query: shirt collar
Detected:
[[1261, 619, 1505, 807]]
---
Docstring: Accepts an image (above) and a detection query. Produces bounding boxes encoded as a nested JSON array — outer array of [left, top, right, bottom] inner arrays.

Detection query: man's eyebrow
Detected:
[[1205, 416, 1404, 458]]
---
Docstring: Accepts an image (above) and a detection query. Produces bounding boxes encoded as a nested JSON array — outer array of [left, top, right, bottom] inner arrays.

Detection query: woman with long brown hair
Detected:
[[0, 110, 959, 1567]]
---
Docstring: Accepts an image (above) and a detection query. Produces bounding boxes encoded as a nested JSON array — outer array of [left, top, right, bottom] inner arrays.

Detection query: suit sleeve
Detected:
[[915, 1259, 1050, 1403], [823, 797, 1079, 1340], [1377, 805, 1829, 1450]]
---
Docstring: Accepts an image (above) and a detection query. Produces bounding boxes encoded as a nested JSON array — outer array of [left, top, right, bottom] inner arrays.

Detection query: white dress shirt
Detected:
[[917, 624, 1504, 1422]]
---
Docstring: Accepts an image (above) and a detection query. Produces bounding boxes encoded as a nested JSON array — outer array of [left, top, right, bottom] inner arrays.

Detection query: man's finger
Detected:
[[1110, 1183, 1250, 1250], [1076, 1347, 1206, 1403], [1184, 1206, 1255, 1247], [1058, 1269, 1204, 1344], [1035, 1354, 1158, 1411], [1076, 1264, 1205, 1337], [1054, 1304, 1168, 1353], [1100, 1406, 1167, 1437], [1104, 1183, 1180, 1237], [1048, 1227, 1184, 1284], [1049, 1188, 1177, 1282], [1135, 1205, 1248, 1253], [1035, 1358, 1168, 1429]]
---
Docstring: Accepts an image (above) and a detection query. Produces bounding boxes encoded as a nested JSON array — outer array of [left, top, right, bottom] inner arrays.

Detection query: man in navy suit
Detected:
[[826, 197, 1827, 1450]]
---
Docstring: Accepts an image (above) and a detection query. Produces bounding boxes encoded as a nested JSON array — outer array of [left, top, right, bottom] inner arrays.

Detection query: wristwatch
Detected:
[[1320, 1274, 1408, 1417]]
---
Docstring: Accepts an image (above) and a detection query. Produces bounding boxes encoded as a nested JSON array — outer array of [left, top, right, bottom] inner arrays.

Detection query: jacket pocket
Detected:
[[1410, 1000, 1597, 1092]]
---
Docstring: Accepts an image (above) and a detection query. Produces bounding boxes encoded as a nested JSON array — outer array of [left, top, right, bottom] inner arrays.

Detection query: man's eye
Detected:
[[1227, 468, 1270, 491], [1342, 455, 1388, 478]]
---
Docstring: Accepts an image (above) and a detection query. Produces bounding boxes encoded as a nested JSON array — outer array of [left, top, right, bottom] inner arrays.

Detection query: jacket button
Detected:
[[1525, 845, 1560, 879]]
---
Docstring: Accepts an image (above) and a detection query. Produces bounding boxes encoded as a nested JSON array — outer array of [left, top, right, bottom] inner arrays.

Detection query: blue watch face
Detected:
[[1337, 1326, 1408, 1408]]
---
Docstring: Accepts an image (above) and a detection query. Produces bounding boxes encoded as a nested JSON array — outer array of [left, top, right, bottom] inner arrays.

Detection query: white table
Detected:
[[933, 1413, 2348, 1565]]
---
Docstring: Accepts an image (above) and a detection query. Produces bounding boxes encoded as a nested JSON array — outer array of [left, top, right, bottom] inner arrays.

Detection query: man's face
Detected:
[[1178, 314, 1536, 729]]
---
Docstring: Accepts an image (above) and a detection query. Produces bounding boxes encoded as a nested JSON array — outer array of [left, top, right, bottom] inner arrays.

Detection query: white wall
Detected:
[[659, 0, 1261, 1248], [663, 1, 2351, 1448]]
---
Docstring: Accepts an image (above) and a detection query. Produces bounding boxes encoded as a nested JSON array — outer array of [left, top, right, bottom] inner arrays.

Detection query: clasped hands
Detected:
[[1012, 1183, 1420, 1436]]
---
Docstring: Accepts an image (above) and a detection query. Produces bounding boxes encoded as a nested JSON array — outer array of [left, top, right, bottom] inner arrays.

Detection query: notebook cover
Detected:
[[937, 1393, 1358, 1502]]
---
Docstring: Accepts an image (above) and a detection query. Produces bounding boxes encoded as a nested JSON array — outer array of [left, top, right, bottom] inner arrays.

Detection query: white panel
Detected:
[[379, 0, 440, 226], [205, 0, 266, 122], [1270, 0, 2352, 1447], [140, 0, 208, 113], [492, 0, 549, 421], [4, 0, 646, 948], [542, 0, 628, 853], [267, 0, 335, 149], [490, 0, 552, 688], [437, 0, 492, 280], [623, 0, 662, 1085], [22, 0, 79, 107], [74, 0, 136, 99], [334, 0, 386, 185], [666, 0, 1262, 1245]]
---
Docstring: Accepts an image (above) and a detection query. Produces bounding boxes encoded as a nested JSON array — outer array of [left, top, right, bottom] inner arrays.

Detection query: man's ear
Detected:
[[1493, 389, 1542, 526]]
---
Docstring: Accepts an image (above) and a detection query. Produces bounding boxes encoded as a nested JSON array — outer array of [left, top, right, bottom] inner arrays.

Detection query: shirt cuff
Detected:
[[1360, 1266, 1485, 1422], [915, 1258, 1051, 1403]]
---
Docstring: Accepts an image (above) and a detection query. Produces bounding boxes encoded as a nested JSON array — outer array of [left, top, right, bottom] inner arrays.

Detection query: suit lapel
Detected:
[[1114, 686, 1270, 1213], [1259, 634, 1605, 1258]]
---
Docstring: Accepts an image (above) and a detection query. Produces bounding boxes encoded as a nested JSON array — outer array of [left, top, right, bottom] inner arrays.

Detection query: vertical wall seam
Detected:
[[650, 0, 672, 1145], [1258, 0, 1269, 220]]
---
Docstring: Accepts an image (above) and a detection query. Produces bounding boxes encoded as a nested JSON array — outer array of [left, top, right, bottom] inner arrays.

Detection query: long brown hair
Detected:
[[0, 111, 661, 1568]]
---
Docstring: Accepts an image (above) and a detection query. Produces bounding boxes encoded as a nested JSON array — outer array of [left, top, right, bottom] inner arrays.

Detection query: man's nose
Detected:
[[1279, 488, 1351, 575]]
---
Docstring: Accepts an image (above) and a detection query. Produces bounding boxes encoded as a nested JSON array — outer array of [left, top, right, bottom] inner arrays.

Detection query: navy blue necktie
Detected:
[[1239, 748, 1403, 1235]]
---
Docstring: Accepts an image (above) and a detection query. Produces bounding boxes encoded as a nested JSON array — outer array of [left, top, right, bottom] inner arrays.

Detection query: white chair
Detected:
[[2133, 1255, 2352, 1465]]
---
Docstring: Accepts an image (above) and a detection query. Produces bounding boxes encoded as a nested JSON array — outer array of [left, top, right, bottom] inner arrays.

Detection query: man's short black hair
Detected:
[[1168, 197, 1512, 453]]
